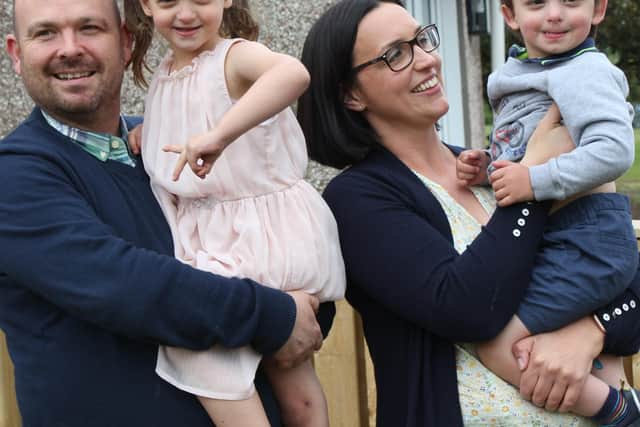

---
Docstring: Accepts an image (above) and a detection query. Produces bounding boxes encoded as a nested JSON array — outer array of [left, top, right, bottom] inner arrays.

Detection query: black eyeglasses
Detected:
[[351, 24, 440, 75]]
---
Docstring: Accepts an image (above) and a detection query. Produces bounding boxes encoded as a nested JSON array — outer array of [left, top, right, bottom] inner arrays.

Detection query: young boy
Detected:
[[456, 0, 640, 425]]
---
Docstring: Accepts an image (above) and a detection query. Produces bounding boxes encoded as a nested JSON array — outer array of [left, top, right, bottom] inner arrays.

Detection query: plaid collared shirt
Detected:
[[41, 110, 137, 167]]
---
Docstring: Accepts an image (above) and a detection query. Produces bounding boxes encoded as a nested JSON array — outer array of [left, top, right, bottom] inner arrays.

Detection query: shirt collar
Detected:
[[41, 110, 136, 167], [508, 37, 598, 67]]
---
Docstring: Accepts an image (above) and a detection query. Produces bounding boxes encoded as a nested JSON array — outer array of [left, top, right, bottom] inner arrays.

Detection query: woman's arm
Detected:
[[325, 166, 550, 342], [325, 106, 575, 342]]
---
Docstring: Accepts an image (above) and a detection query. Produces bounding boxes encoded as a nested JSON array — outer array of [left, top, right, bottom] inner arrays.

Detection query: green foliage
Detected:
[[618, 129, 640, 183], [597, 0, 640, 101]]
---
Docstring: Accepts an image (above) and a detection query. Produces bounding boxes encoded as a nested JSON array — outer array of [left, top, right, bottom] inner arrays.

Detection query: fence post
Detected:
[[628, 220, 640, 387], [0, 330, 20, 427], [314, 300, 372, 427]]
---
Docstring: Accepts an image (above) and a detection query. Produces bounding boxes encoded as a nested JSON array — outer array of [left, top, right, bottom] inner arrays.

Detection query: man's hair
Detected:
[[12, 0, 122, 36], [501, 0, 602, 39]]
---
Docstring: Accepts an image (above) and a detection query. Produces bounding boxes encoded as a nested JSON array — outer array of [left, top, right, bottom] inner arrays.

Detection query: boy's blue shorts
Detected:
[[517, 192, 638, 334]]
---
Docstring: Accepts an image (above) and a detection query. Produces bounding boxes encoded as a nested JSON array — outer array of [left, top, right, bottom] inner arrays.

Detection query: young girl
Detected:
[[124, 1, 345, 426]]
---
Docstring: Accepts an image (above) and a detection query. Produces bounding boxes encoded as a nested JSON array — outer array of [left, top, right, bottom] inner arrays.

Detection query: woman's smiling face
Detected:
[[347, 2, 449, 132]]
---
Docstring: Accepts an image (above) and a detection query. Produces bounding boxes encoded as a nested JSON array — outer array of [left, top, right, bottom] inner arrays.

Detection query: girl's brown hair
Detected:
[[124, 0, 260, 88]]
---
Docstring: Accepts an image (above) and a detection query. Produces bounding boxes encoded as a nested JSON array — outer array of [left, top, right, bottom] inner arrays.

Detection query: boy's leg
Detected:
[[263, 357, 329, 427], [590, 355, 640, 426], [477, 315, 530, 386], [593, 354, 628, 387], [478, 317, 640, 424], [476, 316, 610, 417], [198, 393, 270, 427]]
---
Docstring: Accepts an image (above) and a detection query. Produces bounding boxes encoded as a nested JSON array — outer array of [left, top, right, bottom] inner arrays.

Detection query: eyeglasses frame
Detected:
[[351, 24, 440, 75]]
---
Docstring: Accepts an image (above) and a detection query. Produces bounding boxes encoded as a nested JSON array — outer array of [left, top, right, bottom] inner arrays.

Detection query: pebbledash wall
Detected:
[[0, 0, 341, 187], [0, 0, 488, 188]]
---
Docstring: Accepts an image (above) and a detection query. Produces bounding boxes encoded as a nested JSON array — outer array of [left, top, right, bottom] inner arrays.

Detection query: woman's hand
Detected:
[[512, 316, 605, 412], [520, 103, 574, 167], [163, 130, 230, 181]]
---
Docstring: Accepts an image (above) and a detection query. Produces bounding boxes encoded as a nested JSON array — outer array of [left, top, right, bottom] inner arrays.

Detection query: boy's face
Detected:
[[501, 0, 607, 58]]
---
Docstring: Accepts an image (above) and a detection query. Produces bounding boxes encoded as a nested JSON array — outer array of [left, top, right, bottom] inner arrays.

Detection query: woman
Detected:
[[297, 1, 640, 425]]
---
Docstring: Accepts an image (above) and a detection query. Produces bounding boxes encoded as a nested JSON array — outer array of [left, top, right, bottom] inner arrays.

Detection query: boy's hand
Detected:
[[490, 160, 534, 207], [163, 131, 230, 181], [127, 124, 143, 155], [457, 149, 489, 186]]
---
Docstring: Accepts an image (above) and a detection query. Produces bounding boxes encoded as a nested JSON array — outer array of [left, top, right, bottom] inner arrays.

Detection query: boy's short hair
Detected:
[[501, 0, 601, 39]]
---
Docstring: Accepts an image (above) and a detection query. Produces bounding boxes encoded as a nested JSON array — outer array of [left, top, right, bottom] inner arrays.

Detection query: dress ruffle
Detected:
[[174, 179, 344, 301]]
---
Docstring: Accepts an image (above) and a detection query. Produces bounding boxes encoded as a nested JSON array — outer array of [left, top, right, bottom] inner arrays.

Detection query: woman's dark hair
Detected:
[[124, 0, 259, 88], [297, 0, 404, 169]]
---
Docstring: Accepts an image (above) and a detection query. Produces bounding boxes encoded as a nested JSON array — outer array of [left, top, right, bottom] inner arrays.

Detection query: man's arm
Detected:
[[0, 149, 312, 357]]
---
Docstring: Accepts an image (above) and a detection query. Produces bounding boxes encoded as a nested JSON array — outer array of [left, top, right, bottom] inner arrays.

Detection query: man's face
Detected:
[[7, 0, 132, 131]]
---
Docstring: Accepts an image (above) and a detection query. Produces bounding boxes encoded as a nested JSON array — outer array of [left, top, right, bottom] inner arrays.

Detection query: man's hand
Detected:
[[512, 316, 605, 412], [271, 291, 322, 369], [456, 149, 489, 186], [489, 160, 534, 207]]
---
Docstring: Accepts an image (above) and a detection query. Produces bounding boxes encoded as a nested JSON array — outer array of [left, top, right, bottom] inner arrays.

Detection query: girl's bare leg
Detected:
[[263, 358, 329, 427], [198, 393, 270, 427]]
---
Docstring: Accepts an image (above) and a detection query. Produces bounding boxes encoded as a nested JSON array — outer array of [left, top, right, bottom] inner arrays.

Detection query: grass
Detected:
[[618, 129, 640, 183], [615, 129, 640, 218]]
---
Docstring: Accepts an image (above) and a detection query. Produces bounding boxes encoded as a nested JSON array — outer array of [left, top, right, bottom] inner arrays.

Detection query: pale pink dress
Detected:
[[141, 39, 346, 400]]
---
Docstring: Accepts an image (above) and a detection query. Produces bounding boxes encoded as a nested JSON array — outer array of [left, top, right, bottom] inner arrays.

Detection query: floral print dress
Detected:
[[414, 171, 594, 427]]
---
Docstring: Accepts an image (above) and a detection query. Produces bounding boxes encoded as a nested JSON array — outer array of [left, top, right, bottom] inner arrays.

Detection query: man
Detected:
[[0, 0, 331, 425]]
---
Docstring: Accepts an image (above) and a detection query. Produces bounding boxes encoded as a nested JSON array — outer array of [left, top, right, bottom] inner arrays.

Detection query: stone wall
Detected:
[[0, 0, 339, 187]]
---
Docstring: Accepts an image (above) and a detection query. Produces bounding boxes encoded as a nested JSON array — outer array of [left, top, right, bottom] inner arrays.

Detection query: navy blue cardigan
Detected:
[[0, 109, 333, 426], [323, 146, 640, 427]]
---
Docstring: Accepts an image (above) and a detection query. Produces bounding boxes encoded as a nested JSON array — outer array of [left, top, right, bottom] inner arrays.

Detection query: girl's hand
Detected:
[[128, 124, 143, 155], [456, 149, 489, 186], [163, 132, 230, 181]]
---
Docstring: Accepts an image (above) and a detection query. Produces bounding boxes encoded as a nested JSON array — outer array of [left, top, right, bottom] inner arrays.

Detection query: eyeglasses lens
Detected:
[[387, 26, 439, 72]]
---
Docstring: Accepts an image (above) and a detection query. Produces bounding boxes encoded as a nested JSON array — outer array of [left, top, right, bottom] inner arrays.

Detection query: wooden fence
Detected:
[[3, 223, 640, 427]]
